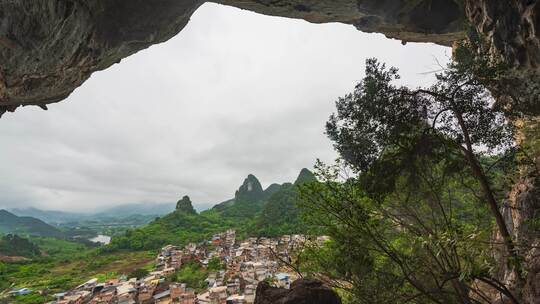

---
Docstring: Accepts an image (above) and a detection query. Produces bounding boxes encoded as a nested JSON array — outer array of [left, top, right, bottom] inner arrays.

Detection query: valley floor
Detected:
[[22, 230, 321, 304]]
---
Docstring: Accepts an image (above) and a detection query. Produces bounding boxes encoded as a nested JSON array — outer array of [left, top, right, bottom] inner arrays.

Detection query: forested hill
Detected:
[[0, 209, 64, 238], [0, 234, 41, 258], [108, 169, 317, 251]]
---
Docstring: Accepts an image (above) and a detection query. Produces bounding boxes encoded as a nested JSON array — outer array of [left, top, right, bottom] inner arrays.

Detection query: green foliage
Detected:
[[128, 268, 149, 279], [0, 170, 319, 301], [326, 56, 513, 177], [0, 235, 41, 258], [256, 184, 305, 237], [207, 257, 225, 272], [301, 42, 521, 303], [176, 196, 197, 215], [58, 214, 158, 237], [300, 162, 497, 303], [0, 239, 153, 298], [108, 209, 235, 251], [11, 293, 52, 304], [29, 237, 89, 259], [0, 210, 64, 238], [167, 262, 208, 291], [109, 169, 318, 251]]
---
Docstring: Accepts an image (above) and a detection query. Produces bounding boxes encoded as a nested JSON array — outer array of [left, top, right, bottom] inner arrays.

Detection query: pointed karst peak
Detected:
[[234, 174, 264, 203], [294, 168, 317, 185], [176, 195, 197, 214]]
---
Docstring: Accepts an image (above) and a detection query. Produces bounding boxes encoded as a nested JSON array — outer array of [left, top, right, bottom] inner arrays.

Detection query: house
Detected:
[[88, 288, 115, 304], [9, 288, 32, 296], [243, 285, 256, 304], [209, 286, 227, 304], [54, 290, 92, 304], [226, 280, 240, 295], [153, 289, 171, 303], [75, 278, 98, 291], [226, 294, 246, 304], [137, 286, 156, 303], [197, 291, 211, 303], [163, 267, 176, 276], [116, 283, 137, 304], [212, 236, 221, 246], [275, 273, 291, 289], [170, 283, 196, 304]]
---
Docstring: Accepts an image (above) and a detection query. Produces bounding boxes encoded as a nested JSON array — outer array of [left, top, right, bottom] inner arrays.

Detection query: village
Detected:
[[48, 230, 323, 304]]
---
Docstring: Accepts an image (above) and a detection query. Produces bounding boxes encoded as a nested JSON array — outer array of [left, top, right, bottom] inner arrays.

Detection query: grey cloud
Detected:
[[0, 3, 449, 212]]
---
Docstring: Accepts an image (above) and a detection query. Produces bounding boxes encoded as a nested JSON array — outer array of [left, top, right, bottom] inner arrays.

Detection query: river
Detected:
[[89, 234, 111, 245]]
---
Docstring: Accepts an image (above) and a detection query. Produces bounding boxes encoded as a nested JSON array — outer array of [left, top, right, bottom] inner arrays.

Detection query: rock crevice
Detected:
[[254, 279, 342, 304]]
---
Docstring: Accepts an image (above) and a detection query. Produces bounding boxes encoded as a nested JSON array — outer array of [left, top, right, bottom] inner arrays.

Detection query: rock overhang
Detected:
[[0, 0, 538, 117]]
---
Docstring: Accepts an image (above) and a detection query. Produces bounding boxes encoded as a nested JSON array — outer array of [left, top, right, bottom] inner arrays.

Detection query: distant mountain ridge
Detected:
[[8, 203, 177, 225], [7, 171, 317, 226], [109, 168, 318, 250], [0, 209, 64, 238], [211, 174, 287, 220], [94, 202, 176, 218], [210, 169, 317, 221], [176, 196, 197, 215], [8, 207, 84, 224]]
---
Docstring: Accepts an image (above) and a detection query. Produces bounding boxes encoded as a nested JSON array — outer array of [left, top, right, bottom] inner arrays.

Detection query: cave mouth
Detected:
[[0, 0, 466, 117], [0, 2, 450, 211], [408, 0, 462, 32]]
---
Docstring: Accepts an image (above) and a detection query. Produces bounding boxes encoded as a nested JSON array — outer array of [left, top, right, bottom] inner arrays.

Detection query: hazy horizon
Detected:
[[0, 3, 450, 212], [1, 168, 307, 214]]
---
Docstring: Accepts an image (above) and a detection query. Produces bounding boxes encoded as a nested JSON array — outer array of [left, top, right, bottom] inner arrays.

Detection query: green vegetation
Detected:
[[212, 174, 266, 220], [0, 233, 154, 301], [164, 259, 221, 292], [10, 293, 51, 304], [255, 183, 307, 237], [108, 170, 316, 251], [294, 41, 526, 303], [0, 210, 64, 238], [108, 208, 235, 251], [255, 168, 318, 236], [58, 214, 158, 237], [128, 268, 150, 280], [0, 249, 154, 300], [0, 235, 41, 258], [176, 196, 197, 214], [207, 257, 225, 272], [29, 237, 92, 258], [0, 169, 321, 304], [166, 262, 208, 291]]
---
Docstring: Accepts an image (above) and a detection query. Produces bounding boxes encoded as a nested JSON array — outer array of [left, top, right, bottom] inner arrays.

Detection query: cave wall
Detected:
[[0, 0, 203, 116], [464, 2, 540, 302], [214, 0, 466, 44], [0, 0, 469, 117], [465, 0, 540, 114], [0, 1, 538, 116]]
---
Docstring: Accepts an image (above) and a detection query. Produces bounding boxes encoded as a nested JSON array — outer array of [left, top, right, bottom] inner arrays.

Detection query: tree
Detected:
[[300, 159, 519, 304], [207, 257, 225, 272], [326, 45, 519, 269], [299, 42, 523, 303], [128, 268, 149, 280], [176, 195, 197, 215], [0, 234, 41, 258]]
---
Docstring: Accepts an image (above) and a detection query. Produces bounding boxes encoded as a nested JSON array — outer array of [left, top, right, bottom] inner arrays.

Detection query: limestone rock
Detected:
[[254, 279, 341, 304], [294, 168, 316, 185], [235, 174, 264, 203], [176, 195, 197, 214], [0, 0, 203, 117], [465, 0, 540, 114], [1, 0, 538, 115]]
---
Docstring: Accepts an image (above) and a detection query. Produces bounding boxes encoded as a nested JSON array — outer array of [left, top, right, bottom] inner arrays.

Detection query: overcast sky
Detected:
[[0, 3, 450, 212]]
